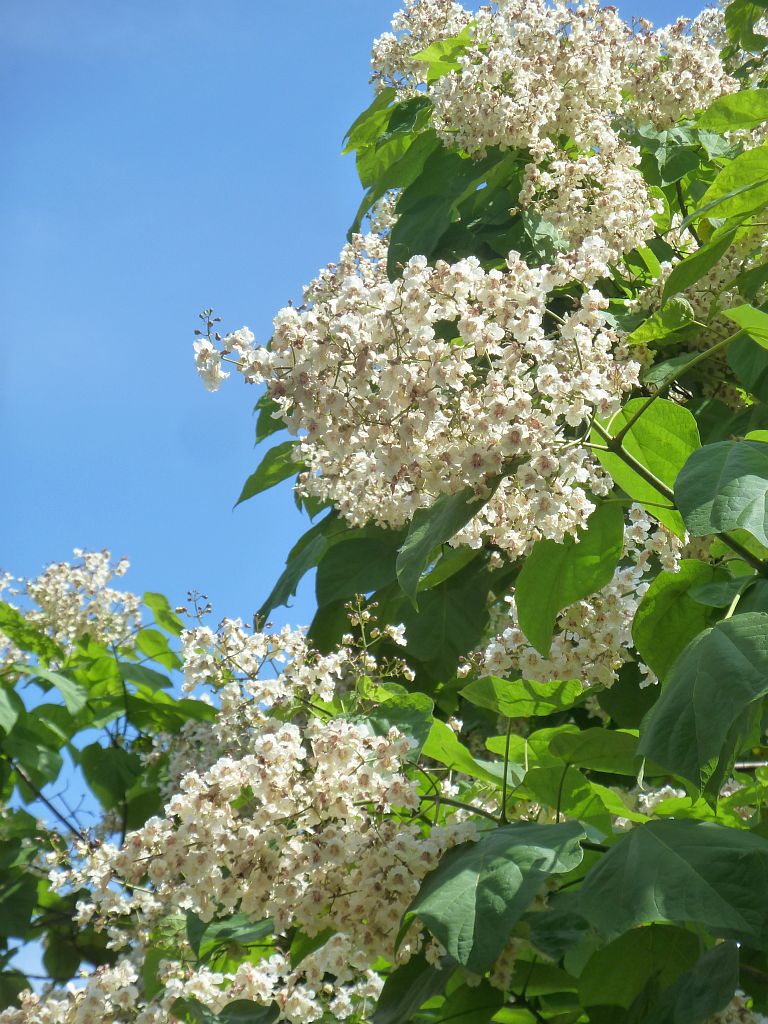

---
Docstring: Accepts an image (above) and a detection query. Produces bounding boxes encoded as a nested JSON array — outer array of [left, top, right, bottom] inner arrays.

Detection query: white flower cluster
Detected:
[[374, 0, 733, 139], [22, 622, 478, 1024], [372, 0, 734, 265], [481, 506, 682, 688], [198, 234, 642, 560], [371, 0, 472, 89], [518, 147, 661, 269], [0, 549, 140, 670], [0, 962, 140, 1024], [707, 993, 768, 1024]]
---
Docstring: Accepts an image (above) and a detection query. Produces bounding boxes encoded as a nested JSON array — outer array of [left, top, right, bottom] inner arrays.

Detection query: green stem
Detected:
[[499, 718, 513, 825], [419, 793, 498, 823], [555, 761, 570, 824], [592, 421, 677, 503]]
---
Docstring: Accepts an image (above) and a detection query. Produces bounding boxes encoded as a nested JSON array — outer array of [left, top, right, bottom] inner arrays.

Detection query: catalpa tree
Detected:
[[1, 0, 768, 1021]]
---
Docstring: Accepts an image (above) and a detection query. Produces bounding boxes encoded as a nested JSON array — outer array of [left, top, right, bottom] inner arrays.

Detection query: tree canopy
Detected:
[[2, 0, 768, 1022]]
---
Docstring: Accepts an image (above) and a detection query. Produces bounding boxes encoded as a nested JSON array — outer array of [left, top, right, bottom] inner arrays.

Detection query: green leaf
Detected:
[[0, 602, 63, 663], [258, 513, 344, 619], [118, 661, 172, 691], [315, 535, 400, 606], [399, 561, 491, 677], [171, 998, 279, 1024], [637, 612, 768, 793], [460, 677, 582, 718], [699, 89, 768, 131], [661, 229, 737, 304], [597, 662, 663, 729], [0, 874, 37, 937], [288, 928, 334, 969], [725, 0, 768, 51], [632, 560, 730, 680], [135, 628, 181, 670], [579, 819, 768, 948], [371, 953, 451, 1024], [526, 894, 591, 961], [692, 144, 768, 222], [646, 941, 738, 1024], [730, 259, 768, 304], [31, 667, 88, 714], [523, 765, 643, 826], [641, 352, 700, 390], [422, 719, 512, 787], [0, 687, 18, 735], [411, 26, 473, 83], [548, 728, 640, 775], [515, 502, 625, 656], [356, 97, 432, 188], [433, 980, 504, 1023], [387, 148, 511, 277], [626, 298, 694, 344], [578, 926, 699, 1010], [80, 743, 141, 810], [368, 686, 434, 760], [186, 912, 273, 960], [343, 87, 396, 153], [675, 440, 768, 546], [398, 822, 584, 973], [349, 130, 442, 236], [0, 970, 29, 1008], [396, 485, 496, 604], [253, 393, 285, 445], [729, 334, 768, 401], [235, 440, 305, 507], [657, 147, 701, 187], [43, 933, 82, 982], [593, 398, 701, 537], [723, 303, 768, 349], [143, 592, 184, 636]]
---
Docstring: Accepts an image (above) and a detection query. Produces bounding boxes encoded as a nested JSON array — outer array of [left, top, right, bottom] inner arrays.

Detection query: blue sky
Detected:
[[1, 0, 706, 631]]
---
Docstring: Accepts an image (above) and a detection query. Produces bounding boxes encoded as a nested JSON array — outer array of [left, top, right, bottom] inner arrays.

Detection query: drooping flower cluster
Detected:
[[0, 549, 140, 670], [20, 619, 479, 1024], [480, 506, 683, 688], [197, 234, 643, 560]]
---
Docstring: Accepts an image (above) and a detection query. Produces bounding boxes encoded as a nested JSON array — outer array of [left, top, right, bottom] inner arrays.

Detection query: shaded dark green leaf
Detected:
[[515, 502, 624, 656]]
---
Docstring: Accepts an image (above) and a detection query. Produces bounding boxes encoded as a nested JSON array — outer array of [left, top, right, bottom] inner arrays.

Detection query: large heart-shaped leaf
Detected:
[[637, 612, 768, 793], [675, 440, 768, 546], [398, 822, 584, 973], [579, 820, 768, 948], [460, 677, 582, 718]]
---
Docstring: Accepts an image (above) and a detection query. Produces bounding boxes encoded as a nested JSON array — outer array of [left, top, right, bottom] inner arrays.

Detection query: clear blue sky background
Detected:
[[2, 0, 705, 631]]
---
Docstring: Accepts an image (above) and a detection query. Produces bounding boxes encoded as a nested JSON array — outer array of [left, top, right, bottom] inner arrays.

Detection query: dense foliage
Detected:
[[3, 0, 768, 1021]]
